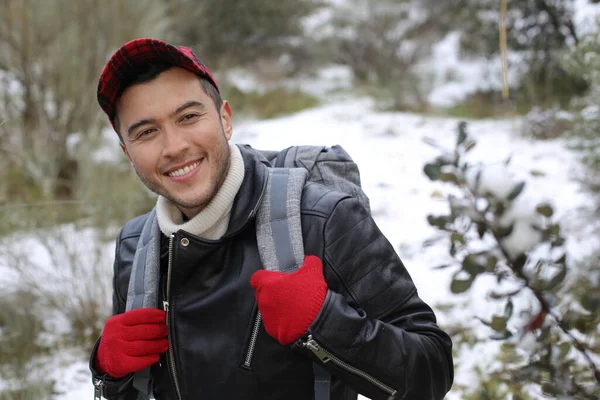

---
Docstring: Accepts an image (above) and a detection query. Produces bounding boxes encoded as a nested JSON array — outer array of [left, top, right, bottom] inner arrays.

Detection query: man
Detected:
[[90, 38, 453, 400]]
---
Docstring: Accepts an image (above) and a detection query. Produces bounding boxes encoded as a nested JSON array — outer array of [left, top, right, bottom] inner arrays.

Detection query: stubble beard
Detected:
[[134, 126, 232, 214]]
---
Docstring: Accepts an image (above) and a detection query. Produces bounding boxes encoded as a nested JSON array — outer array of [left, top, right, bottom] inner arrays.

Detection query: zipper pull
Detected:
[[163, 300, 170, 325], [303, 335, 330, 363], [93, 378, 104, 399]]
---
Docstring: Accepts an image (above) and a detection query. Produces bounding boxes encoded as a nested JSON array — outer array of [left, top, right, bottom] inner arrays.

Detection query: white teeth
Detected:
[[168, 161, 199, 177]]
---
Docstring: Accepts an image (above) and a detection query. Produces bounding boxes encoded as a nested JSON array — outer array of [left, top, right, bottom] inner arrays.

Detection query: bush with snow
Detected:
[[423, 122, 600, 399]]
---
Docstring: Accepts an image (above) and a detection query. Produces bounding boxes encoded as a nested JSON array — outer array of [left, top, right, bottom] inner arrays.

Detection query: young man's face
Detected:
[[116, 67, 233, 219]]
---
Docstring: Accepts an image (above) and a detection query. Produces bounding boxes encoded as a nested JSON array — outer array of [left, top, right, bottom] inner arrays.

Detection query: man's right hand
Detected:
[[95, 308, 169, 378]]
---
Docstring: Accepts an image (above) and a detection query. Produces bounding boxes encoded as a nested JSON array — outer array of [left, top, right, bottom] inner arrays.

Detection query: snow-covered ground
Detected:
[[3, 2, 600, 398], [1, 97, 592, 399]]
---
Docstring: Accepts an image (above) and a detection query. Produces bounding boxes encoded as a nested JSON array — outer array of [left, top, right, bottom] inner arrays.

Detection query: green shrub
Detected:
[[222, 85, 319, 119], [443, 91, 524, 119], [424, 122, 600, 398], [0, 291, 55, 400]]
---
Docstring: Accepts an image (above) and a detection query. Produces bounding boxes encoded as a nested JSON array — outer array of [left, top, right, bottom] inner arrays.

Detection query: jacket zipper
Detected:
[[302, 335, 398, 399], [241, 176, 268, 369], [243, 311, 262, 368], [93, 378, 104, 399], [247, 177, 267, 220], [164, 234, 183, 400]]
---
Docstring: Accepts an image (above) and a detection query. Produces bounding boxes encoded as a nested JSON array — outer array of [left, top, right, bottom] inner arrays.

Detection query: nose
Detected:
[[161, 125, 189, 158]]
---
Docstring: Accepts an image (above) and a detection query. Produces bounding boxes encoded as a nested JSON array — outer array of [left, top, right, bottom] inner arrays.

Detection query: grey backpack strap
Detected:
[[273, 145, 325, 171], [274, 147, 292, 168], [313, 364, 331, 400], [256, 167, 307, 272], [126, 208, 162, 311], [124, 208, 161, 399], [255, 167, 331, 400]]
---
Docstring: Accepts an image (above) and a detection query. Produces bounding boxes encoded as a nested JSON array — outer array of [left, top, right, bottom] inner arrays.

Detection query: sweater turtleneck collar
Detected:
[[155, 143, 245, 240]]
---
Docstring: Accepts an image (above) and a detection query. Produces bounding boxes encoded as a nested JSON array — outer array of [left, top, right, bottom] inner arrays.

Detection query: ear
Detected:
[[120, 142, 133, 165], [220, 100, 233, 140]]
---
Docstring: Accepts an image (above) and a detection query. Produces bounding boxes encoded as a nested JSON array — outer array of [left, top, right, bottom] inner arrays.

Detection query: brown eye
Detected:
[[137, 128, 156, 139], [181, 113, 199, 122]]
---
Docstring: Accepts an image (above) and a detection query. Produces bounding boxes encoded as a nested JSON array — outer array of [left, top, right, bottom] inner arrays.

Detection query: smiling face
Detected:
[[116, 67, 233, 219]]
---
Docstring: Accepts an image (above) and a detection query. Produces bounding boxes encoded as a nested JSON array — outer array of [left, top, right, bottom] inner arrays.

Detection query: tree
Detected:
[[0, 0, 169, 202], [166, 0, 322, 71], [325, 0, 446, 111], [563, 25, 600, 217], [420, 0, 589, 109]]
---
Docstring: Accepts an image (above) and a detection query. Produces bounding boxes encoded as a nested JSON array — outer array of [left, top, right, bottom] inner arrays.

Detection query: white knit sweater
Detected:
[[155, 143, 245, 239]]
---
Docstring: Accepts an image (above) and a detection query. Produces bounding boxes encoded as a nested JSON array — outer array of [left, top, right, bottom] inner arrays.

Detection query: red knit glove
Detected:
[[250, 255, 327, 345], [95, 308, 169, 378]]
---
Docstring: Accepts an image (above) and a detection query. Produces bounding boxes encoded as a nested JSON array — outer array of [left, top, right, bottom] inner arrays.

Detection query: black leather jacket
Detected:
[[90, 146, 453, 400]]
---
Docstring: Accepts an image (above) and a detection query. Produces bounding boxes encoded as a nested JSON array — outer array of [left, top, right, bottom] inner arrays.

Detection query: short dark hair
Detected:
[[112, 63, 223, 142]]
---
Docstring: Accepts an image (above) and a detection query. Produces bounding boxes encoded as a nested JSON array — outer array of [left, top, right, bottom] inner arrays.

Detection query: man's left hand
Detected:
[[250, 255, 327, 345]]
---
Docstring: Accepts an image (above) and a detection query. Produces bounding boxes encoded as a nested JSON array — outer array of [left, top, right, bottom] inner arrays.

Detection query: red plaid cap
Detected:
[[97, 38, 219, 126]]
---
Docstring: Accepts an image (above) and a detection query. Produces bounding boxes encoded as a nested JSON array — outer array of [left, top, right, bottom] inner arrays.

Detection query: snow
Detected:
[[428, 0, 600, 109], [574, 0, 600, 36], [2, 2, 600, 396], [427, 32, 528, 108], [1, 96, 592, 399]]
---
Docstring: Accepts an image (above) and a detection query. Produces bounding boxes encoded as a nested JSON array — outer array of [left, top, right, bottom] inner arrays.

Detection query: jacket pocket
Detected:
[[301, 334, 398, 399]]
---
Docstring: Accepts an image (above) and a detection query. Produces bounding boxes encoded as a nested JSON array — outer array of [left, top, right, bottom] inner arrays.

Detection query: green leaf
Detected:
[[427, 215, 448, 229], [462, 255, 485, 276], [535, 203, 554, 217], [496, 223, 514, 238], [464, 141, 477, 153], [451, 232, 466, 246], [530, 169, 546, 177], [449, 241, 457, 257], [574, 314, 595, 333], [435, 155, 454, 167], [554, 253, 567, 265], [450, 277, 473, 294], [485, 254, 498, 272], [476, 221, 486, 239], [545, 264, 567, 291], [488, 287, 521, 299], [423, 163, 441, 181], [494, 201, 506, 217], [491, 316, 508, 332], [457, 121, 468, 146], [558, 342, 571, 359], [472, 169, 482, 192], [439, 172, 459, 184], [513, 253, 528, 271], [581, 293, 600, 313], [507, 181, 526, 201], [549, 224, 561, 236], [504, 299, 514, 319], [489, 330, 513, 340]]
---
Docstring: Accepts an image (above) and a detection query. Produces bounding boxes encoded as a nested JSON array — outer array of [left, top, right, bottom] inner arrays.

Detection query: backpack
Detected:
[[253, 145, 370, 274], [126, 145, 370, 400]]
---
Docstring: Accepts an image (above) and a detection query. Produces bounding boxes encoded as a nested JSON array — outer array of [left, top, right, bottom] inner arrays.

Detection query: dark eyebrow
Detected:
[[127, 119, 155, 139], [126, 101, 207, 139], [170, 100, 207, 117]]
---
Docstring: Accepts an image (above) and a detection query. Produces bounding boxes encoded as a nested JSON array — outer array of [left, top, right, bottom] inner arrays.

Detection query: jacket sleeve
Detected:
[[303, 196, 454, 400], [89, 230, 138, 400]]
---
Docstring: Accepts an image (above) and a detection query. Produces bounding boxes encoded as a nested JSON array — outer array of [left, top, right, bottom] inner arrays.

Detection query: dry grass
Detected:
[[0, 291, 55, 400]]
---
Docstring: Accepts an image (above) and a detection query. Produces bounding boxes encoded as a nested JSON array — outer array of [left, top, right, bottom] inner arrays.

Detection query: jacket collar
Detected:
[[222, 144, 270, 237]]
